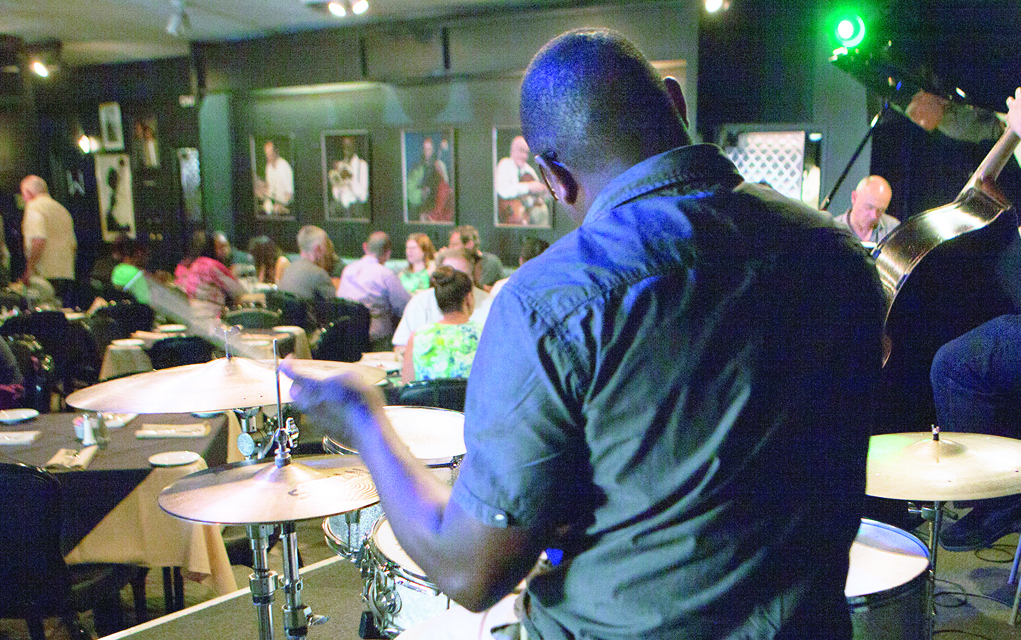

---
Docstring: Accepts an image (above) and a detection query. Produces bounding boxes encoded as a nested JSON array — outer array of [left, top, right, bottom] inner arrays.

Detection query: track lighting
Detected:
[[319, 0, 368, 18]]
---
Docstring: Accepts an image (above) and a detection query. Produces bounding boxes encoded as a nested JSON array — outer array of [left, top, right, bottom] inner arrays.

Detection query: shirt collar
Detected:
[[584, 144, 743, 225]]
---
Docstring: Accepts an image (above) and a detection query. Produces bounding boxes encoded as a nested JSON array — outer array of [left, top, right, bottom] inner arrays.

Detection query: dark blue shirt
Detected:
[[452, 144, 884, 639]]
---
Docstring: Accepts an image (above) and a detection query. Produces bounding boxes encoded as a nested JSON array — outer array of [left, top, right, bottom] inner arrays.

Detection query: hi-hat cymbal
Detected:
[[158, 455, 379, 524], [65, 357, 387, 414], [867, 432, 1021, 501]]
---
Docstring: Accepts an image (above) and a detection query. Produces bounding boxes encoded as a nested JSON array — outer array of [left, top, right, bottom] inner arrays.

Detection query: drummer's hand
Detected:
[[281, 361, 386, 444], [1006, 87, 1021, 136]]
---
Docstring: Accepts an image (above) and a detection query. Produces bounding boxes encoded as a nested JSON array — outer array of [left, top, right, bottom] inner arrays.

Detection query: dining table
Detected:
[[0, 410, 238, 597]]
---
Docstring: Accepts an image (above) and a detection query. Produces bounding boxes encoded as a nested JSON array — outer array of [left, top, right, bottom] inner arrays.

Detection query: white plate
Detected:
[[158, 324, 187, 333], [112, 338, 146, 347], [149, 451, 202, 467], [0, 408, 39, 424]]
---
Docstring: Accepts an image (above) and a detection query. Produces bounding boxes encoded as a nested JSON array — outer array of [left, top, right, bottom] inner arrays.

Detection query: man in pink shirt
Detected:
[[337, 232, 411, 350]]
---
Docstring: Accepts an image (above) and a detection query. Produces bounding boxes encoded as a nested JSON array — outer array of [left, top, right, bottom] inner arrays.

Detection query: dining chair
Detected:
[[5, 335, 56, 413], [396, 377, 469, 412], [265, 290, 315, 331], [148, 335, 214, 370], [0, 461, 142, 639], [223, 307, 282, 329], [311, 308, 370, 362], [91, 302, 156, 335]]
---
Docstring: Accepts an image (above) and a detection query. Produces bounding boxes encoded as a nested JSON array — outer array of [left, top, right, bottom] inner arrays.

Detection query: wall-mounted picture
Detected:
[[131, 115, 160, 169], [95, 153, 135, 240], [99, 102, 124, 151], [250, 134, 295, 219], [322, 130, 370, 222], [402, 129, 455, 224], [493, 128, 552, 228], [177, 148, 203, 223]]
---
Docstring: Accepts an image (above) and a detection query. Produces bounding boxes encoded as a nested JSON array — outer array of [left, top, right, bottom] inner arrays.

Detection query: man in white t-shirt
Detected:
[[20, 175, 76, 298], [392, 248, 489, 347]]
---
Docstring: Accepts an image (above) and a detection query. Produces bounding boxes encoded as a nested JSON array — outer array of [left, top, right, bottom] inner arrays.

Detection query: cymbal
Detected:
[[65, 357, 387, 414], [334, 406, 466, 461], [158, 455, 379, 524], [867, 432, 1021, 501]]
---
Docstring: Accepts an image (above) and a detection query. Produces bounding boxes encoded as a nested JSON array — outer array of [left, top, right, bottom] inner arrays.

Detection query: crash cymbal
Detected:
[[331, 406, 466, 461], [158, 454, 379, 524], [65, 357, 387, 414], [866, 432, 1021, 501]]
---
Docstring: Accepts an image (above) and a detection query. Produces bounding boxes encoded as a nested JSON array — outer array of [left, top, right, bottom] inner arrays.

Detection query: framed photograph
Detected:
[[322, 130, 371, 222], [99, 102, 124, 151], [95, 153, 135, 240], [131, 115, 160, 169], [493, 127, 552, 228], [177, 148, 203, 223], [402, 129, 455, 224], [250, 134, 295, 220]]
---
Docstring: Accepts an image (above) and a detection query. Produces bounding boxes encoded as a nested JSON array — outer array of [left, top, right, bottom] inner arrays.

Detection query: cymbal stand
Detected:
[[913, 501, 943, 640], [248, 523, 279, 640]]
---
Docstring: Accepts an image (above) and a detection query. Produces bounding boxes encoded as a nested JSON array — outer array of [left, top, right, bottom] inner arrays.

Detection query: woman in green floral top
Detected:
[[398, 233, 436, 294], [402, 266, 481, 382]]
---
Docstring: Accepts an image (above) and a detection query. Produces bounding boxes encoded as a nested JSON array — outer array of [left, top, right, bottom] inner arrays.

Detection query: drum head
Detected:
[[845, 518, 930, 598], [372, 516, 429, 580]]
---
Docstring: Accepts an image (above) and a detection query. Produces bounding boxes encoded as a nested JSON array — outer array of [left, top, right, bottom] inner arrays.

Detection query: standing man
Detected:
[[447, 225, 503, 290], [20, 175, 76, 300], [834, 175, 899, 245], [329, 136, 369, 219], [285, 29, 883, 639], [277, 225, 335, 301], [496, 135, 550, 226], [255, 140, 293, 216], [337, 231, 411, 351]]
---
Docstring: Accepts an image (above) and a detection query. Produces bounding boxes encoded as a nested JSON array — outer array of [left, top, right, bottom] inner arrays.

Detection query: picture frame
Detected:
[[131, 115, 160, 169], [250, 134, 296, 220], [402, 129, 455, 225], [322, 130, 371, 222], [99, 102, 124, 151], [94, 153, 135, 240], [493, 127, 552, 228]]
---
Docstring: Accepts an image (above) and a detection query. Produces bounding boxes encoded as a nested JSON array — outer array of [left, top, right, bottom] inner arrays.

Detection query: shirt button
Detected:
[[493, 513, 507, 523]]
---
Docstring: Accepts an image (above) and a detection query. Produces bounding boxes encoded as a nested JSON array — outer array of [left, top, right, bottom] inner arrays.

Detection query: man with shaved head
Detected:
[[337, 231, 410, 350], [496, 135, 550, 226], [20, 175, 76, 300], [834, 174, 899, 245], [285, 29, 884, 639]]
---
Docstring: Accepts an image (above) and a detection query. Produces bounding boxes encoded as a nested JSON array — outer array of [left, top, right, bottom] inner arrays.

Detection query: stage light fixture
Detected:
[[328, 1, 347, 17], [833, 12, 866, 48], [704, 0, 729, 13], [31, 61, 49, 78], [352, 0, 368, 14]]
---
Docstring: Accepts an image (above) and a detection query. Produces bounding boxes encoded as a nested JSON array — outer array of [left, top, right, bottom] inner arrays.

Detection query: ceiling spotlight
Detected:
[[352, 0, 368, 14], [31, 61, 49, 78], [167, 0, 190, 37], [328, 2, 346, 17]]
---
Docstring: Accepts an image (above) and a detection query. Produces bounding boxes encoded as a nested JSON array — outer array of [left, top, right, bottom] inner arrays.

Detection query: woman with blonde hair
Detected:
[[398, 232, 436, 294]]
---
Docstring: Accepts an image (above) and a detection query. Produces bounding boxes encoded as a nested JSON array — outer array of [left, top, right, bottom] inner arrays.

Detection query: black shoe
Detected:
[[939, 504, 1021, 552]]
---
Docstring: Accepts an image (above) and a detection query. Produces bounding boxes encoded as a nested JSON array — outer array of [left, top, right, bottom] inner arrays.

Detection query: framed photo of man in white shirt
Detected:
[[493, 126, 552, 228], [250, 134, 296, 220], [322, 130, 371, 222]]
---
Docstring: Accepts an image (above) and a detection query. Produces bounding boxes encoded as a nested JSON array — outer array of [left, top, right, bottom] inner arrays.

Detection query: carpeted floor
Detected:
[[5, 515, 1021, 640]]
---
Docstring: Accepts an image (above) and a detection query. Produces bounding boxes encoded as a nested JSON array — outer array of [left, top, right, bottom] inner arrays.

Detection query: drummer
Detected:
[[286, 28, 885, 640]]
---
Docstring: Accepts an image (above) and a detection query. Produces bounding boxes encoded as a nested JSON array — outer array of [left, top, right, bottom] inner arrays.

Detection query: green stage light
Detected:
[[834, 13, 866, 48]]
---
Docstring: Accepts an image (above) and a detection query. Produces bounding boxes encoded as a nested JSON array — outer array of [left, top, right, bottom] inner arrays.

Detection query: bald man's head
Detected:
[[849, 175, 893, 235], [520, 28, 690, 174], [20, 175, 48, 202]]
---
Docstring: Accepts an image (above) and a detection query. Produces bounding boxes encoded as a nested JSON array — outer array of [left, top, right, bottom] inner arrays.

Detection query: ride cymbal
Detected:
[[158, 454, 379, 524], [866, 432, 1021, 501], [65, 357, 387, 414]]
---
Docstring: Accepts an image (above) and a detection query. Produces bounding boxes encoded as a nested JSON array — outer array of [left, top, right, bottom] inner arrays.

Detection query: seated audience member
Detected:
[[277, 225, 336, 301], [110, 236, 151, 304], [179, 232, 245, 317], [928, 86, 1021, 553], [401, 266, 481, 383], [248, 235, 290, 285], [337, 232, 411, 351], [392, 247, 490, 348], [175, 229, 207, 289], [832, 175, 899, 246], [475, 235, 550, 326], [447, 225, 503, 290], [399, 233, 437, 294]]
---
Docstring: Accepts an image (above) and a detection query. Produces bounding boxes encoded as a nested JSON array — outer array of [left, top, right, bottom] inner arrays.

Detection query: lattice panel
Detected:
[[723, 131, 805, 200]]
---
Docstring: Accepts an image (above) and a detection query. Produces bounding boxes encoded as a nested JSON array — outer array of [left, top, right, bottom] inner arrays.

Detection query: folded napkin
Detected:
[[101, 413, 138, 428], [0, 430, 40, 445], [135, 422, 210, 439], [45, 446, 98, 470]]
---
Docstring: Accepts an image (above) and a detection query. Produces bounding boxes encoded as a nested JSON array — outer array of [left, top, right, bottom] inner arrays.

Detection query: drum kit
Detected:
[[64, 352, 466, 640]]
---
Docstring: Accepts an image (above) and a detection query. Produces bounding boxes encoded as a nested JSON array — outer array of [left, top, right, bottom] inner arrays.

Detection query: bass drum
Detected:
[[846, 519, 930, 640]]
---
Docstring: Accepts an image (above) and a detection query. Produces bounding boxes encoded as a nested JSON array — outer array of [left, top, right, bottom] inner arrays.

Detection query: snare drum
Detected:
[[363, 516, 451, 637], [845, 518, 929, 640]]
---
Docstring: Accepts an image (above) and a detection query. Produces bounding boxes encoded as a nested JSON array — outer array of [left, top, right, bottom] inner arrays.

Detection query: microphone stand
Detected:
[[821, 101, 891, 211]]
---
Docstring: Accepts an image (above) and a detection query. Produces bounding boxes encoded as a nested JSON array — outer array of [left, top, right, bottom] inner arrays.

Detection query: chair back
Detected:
[[311, 300, 370, 363], [92, 302, 155, 335], [6, 335, 55, 413], [0, 462, 73, 617], [223, 307, 282, 330], [396, 378, 468, 412], [0, 289, 28, 312], [148, 335, 214, 370], [265, 290, 315, 331]]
